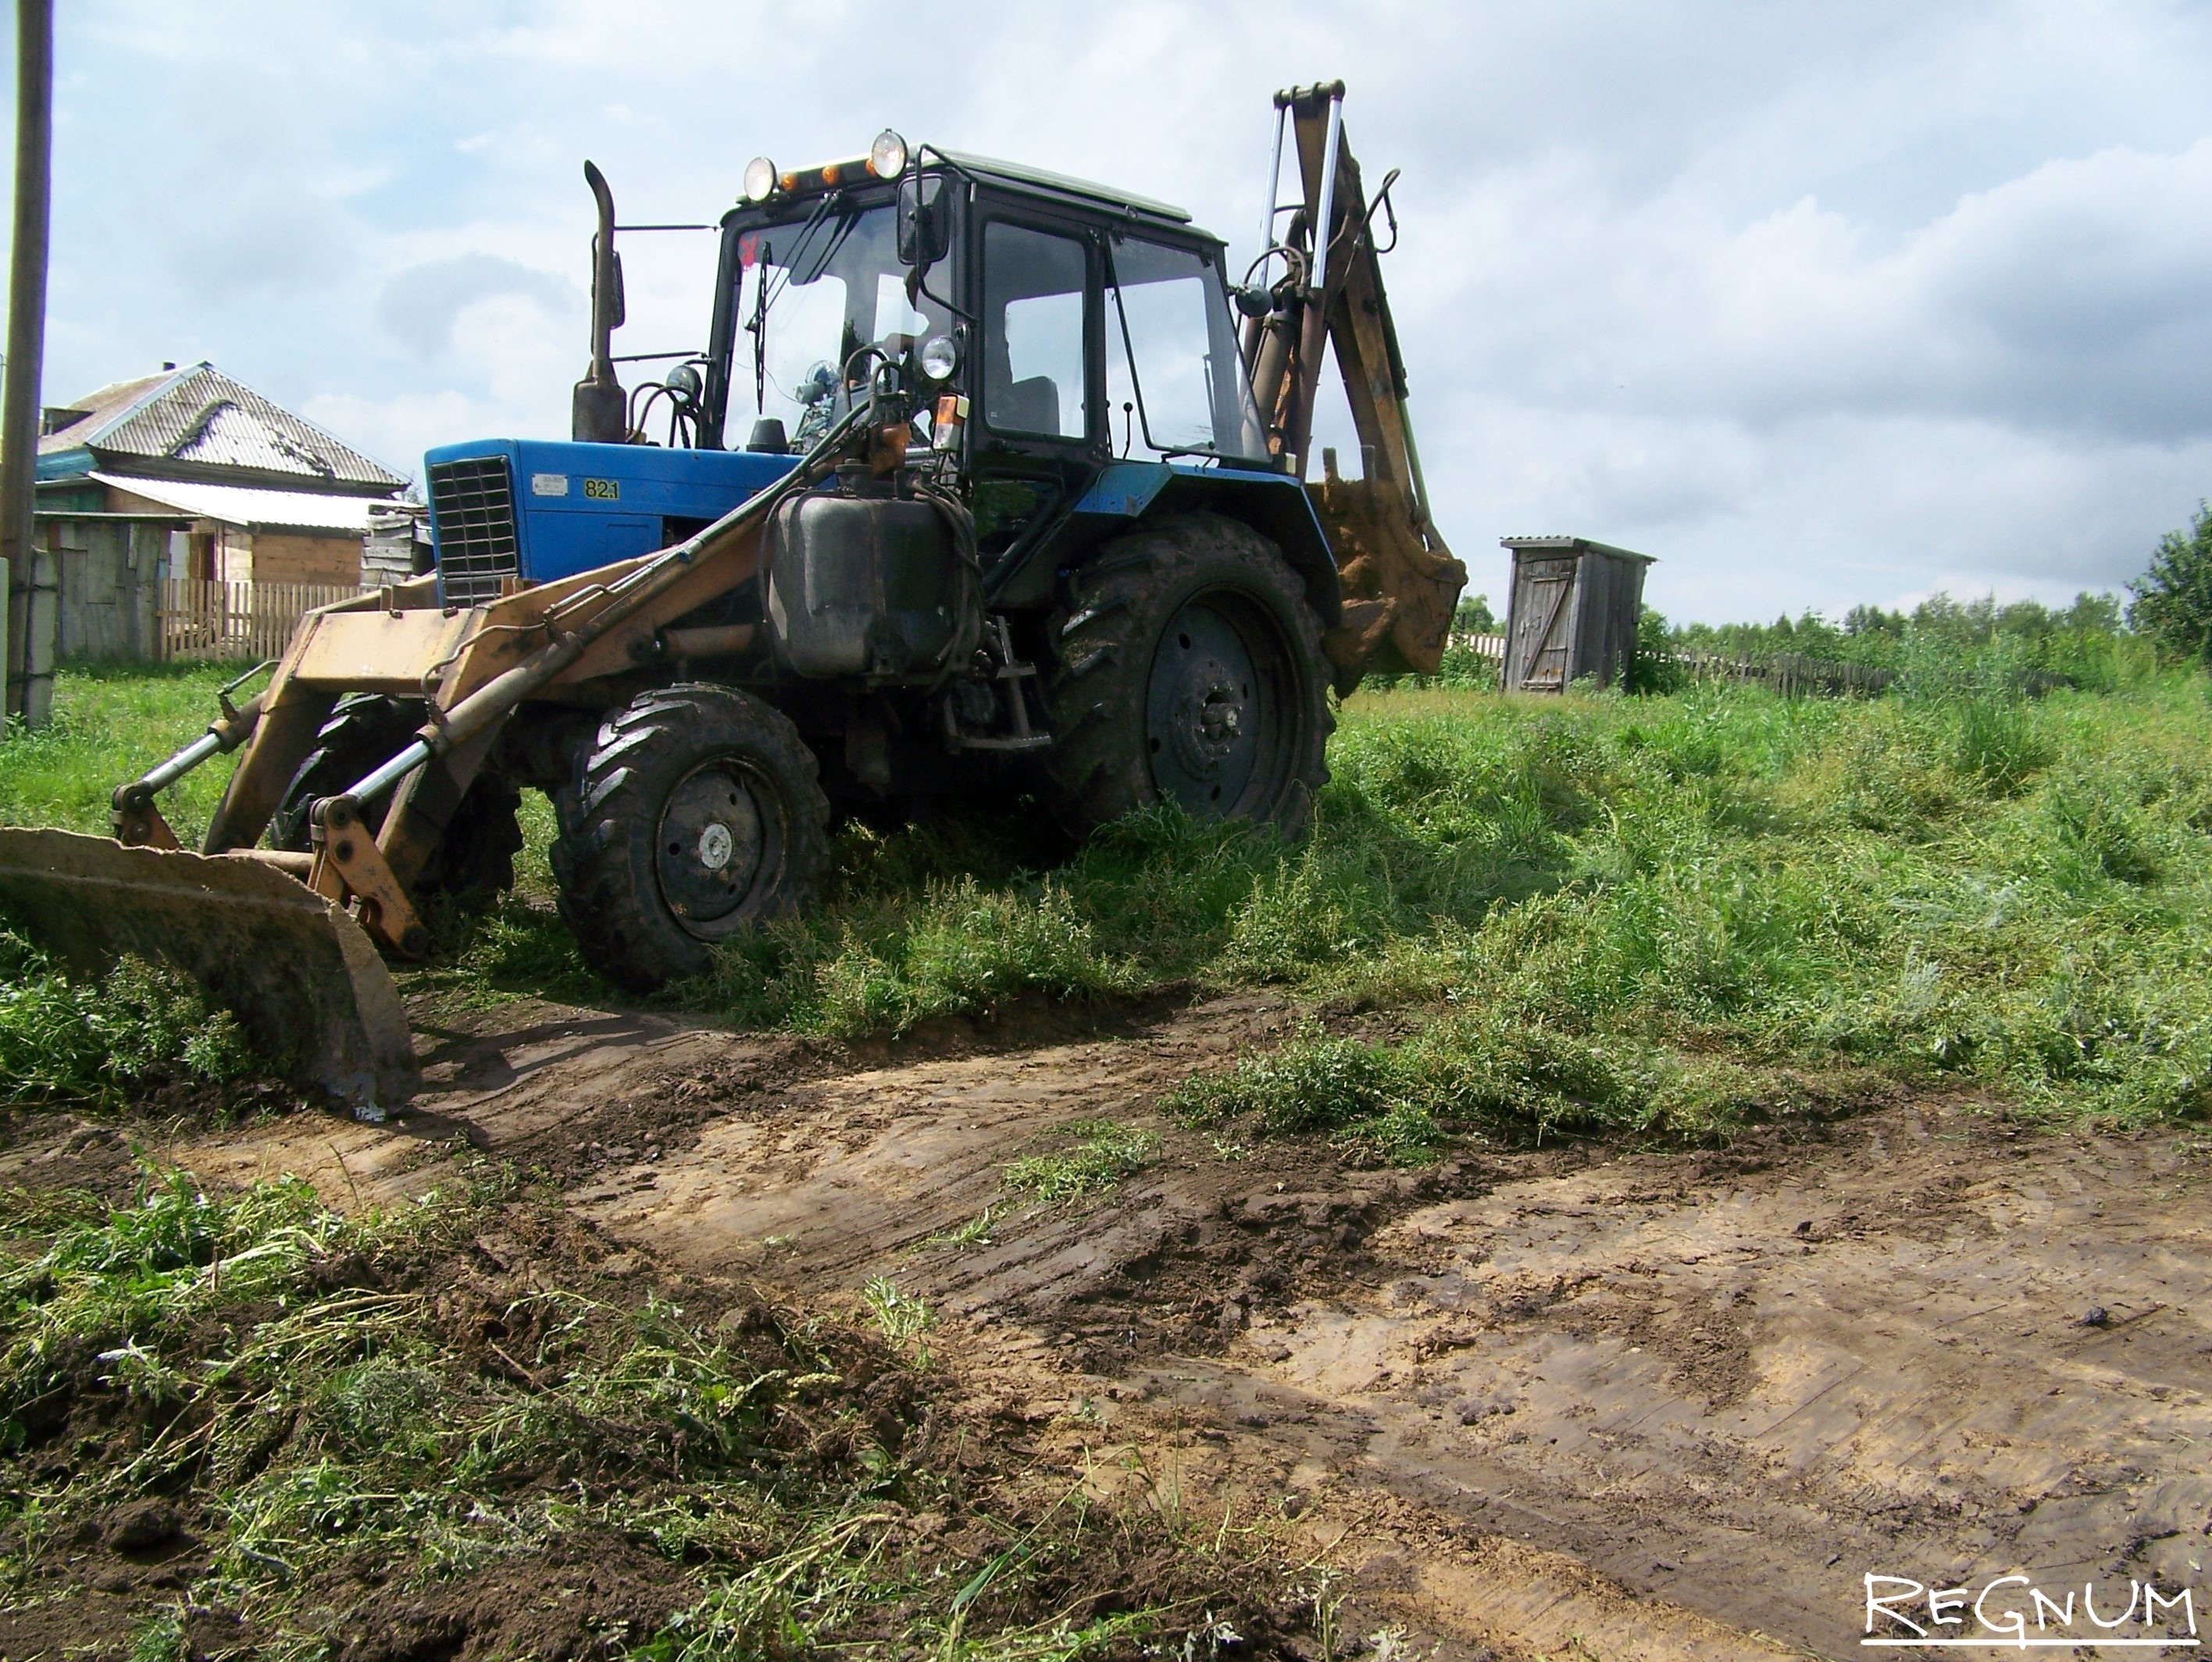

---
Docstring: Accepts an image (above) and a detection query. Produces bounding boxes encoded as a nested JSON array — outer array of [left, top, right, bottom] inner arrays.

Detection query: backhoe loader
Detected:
[[0, 84, 1463, 1112]]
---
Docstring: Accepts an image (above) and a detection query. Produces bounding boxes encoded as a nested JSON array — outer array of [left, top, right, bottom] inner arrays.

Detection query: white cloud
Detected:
[[374, 255, 577, 359]]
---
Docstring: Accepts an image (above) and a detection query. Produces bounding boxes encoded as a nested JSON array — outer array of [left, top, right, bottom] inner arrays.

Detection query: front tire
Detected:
[[1041, 513, 1333, 840], [269, 693, 523, 902], [550, 684, 831, 992]]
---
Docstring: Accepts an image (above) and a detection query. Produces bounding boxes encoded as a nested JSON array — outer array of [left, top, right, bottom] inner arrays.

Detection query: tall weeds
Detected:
[[676, 675, 2212, 1132]]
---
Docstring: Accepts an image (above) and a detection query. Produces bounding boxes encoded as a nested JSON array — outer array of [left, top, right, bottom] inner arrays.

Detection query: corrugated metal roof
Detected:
[[1500, 535, 1656, 563], [36, 369, 182, 456], [87, 364, 405, 488], [91, 473, 387, 533]]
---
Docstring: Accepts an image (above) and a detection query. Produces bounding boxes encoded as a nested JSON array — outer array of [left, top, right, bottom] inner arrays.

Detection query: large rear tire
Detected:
[[269, 694, 523, 902], [550, 684, 831, 992], [1041, 513, 1333, 840]]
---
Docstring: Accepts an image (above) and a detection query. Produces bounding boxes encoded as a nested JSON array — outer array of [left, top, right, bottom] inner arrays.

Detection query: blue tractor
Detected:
[[0, 86, 1464, 1107]]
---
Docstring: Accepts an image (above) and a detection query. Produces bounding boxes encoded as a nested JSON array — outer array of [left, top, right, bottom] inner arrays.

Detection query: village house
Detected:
[[34, 360, 412, 588], [3, 362, 421, 682]]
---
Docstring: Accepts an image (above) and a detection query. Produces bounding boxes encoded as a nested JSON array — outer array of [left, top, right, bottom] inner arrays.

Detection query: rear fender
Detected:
[[1061, 462, 1343, 626]]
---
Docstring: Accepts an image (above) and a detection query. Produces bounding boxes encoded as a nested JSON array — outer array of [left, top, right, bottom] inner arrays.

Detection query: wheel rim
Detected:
[[1144, 590, 1293, 819], [656, 761, 776, 937]]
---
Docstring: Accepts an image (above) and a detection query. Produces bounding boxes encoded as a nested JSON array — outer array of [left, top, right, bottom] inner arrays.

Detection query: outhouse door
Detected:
[[1510, 555, 1577, 690]]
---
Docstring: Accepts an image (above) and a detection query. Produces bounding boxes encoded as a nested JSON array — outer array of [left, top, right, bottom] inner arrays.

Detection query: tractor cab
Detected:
[[697, 141, 1274, 580]]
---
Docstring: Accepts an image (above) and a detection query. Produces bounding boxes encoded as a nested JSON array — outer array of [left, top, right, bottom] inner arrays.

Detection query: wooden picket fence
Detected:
[[157, 580, 366, 663]]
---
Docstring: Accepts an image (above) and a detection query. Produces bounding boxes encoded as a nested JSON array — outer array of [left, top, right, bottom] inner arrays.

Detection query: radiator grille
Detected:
[[427, 455, 519, 605]]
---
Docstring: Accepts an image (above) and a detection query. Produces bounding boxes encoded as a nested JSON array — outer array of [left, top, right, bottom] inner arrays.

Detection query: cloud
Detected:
[[373, 254, 577, 359]]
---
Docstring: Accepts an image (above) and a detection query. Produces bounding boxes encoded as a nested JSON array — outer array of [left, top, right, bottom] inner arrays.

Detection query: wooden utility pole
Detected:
[[1, 0, 53, 726]]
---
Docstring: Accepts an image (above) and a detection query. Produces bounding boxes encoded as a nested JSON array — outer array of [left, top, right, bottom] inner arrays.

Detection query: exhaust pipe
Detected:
[[571, 159, 627, 444]]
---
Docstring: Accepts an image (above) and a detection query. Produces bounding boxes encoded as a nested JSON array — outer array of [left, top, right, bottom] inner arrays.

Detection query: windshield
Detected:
[[1105, 236, 1266, 464], [733, 200, 951, 447]]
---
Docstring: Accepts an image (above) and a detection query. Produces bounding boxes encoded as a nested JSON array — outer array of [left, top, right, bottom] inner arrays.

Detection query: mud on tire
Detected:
[[270, 693, 524, 902], [1041, 512, 1333, 840], [551, 683, 831, 992]]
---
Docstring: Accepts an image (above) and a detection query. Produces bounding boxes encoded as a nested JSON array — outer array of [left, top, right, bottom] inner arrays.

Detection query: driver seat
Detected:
[[994, 375, 1061, 437]]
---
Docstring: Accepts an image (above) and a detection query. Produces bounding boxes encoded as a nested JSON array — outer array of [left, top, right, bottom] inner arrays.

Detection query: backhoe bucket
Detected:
[[0, 829, 418, 1112]]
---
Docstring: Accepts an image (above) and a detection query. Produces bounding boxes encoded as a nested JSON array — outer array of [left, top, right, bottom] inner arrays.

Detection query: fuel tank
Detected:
[[765, 480, 969, 680]]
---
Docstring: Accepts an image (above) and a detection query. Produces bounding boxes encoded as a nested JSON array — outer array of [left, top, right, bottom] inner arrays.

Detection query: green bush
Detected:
[[1629, 605, 1687, 694], [2129, 501, 2212, 667], [0, 922, 253, 1107]]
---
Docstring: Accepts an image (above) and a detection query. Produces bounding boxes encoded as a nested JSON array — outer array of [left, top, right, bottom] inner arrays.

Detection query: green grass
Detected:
[[0, 661, 253, 842], [1004, 1120, 1161, 1202], [755, 673, 2212, 1139], [687, 672, 2212, 1137], [860, 1274, 937, 1345], [921, 1204, 1006, 1251], [12, 662, 2212, 1140], [0, 1164, 1284, 1658]]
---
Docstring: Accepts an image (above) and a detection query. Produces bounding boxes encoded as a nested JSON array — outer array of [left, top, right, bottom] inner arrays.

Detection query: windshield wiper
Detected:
[[746, 193, 856, 411]]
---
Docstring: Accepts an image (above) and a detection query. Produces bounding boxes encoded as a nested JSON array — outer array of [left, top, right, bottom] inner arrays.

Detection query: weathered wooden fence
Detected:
[[158, 580, 366, 663], [1458, 632, 1899, 698], [1678, 650, 1893, 697]]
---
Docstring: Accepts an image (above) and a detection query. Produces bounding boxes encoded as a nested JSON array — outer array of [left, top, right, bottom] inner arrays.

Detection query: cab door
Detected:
[[964, 199, 1105, 579]]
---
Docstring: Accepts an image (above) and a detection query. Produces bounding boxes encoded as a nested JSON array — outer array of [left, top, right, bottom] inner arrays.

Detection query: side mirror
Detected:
[[897, 173, 951, 267]]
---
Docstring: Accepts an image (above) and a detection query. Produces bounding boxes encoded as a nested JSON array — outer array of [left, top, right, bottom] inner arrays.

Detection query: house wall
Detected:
[[41, 518, 168, 662], [98, 480, 368, 586], [247, 531, 365, 586], [219, 525, 253, 583], [101, 482, 191, 518]]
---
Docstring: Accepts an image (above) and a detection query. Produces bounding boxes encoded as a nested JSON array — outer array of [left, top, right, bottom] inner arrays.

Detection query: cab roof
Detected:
[[933, 148, 1196, 229]]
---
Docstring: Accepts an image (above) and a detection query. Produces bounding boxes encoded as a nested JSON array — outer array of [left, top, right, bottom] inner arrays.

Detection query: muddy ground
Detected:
[[18, 989, 2212, 1660]]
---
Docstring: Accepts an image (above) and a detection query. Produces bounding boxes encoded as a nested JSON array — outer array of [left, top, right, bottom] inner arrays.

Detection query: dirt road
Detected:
[[161, 993, 2212, 1661]]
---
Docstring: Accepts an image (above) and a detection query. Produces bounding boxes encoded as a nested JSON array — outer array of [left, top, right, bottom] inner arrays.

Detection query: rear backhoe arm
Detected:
[[1247, 82, 1466, 687]]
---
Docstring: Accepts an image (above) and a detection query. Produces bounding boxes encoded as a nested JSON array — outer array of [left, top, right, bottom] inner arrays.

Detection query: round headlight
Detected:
[[919, 333, 960, 383], [742, 156, 777, 202], [665, 362, 703, 402], [869, 129, 909, 180]]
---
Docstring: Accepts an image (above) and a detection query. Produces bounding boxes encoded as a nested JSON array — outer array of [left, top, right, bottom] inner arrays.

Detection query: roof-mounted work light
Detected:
[[868, 130, 909, 180]]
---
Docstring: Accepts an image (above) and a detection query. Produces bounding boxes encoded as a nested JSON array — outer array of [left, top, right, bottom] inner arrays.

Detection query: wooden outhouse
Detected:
[[1500, 535, 1655, 693]]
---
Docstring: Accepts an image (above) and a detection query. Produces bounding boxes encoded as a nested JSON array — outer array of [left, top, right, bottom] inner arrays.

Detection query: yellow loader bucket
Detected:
[[0, 829, 418, 1114]]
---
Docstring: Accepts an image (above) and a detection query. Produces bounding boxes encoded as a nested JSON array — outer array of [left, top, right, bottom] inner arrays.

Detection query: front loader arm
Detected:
[[211, 396, 890, 928], [1250, 84, 1467, 685], [0, 505, 783, 1113]]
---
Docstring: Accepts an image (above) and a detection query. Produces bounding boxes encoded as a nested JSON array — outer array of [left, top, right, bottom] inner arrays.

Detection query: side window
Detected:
[[983, 222, 1089, 440], [1106, 237, 1264, 461]]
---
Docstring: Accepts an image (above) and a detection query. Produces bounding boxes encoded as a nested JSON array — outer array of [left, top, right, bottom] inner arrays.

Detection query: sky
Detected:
[[11, 0, 2212, 624]]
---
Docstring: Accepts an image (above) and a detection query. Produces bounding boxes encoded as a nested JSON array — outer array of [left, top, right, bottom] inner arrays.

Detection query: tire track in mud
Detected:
[[169, 997, 2212, 1661]]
